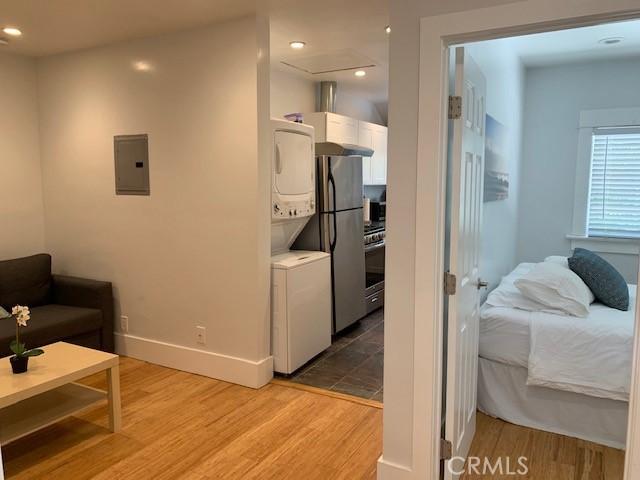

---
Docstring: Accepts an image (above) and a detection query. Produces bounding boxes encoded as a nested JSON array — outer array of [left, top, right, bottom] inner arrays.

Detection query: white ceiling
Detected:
[[0, 0, 257, 57], [269, 0, 389, 104], [490, 19, 640, 67], [0, 0, 390, 105]]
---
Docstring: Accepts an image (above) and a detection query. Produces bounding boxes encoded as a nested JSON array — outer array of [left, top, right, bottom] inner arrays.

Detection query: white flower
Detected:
[[12, 306, 30, 327]]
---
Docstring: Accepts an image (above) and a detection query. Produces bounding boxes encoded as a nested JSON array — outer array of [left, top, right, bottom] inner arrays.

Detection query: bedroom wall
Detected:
[[0, 53, 46, 260], [465, 40, 525, 295], [517, 57, 640, 283], [270, 66, 386, 125], [36, 16, 273, 388]]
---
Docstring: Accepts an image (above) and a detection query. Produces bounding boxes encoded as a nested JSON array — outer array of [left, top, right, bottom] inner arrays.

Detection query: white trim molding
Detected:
[[568, 234, 640, 255], [115, 333, 274, 389]]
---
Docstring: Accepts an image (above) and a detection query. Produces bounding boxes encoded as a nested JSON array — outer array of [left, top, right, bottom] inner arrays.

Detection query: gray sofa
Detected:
[[0, 254, 114, 357]]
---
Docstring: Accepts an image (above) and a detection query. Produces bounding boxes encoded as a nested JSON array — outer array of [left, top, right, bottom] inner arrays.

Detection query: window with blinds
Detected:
[[588, 127, 640, 238]]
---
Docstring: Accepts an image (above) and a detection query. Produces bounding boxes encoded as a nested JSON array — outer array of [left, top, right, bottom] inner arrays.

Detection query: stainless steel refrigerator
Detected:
[[293, 142, 374, 334]]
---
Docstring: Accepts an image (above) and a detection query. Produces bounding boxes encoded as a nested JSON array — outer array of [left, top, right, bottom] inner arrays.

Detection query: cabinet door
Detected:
[[326, 113, 358, 144], [358, 122, 375, 185], [370, 125, 388, 185]]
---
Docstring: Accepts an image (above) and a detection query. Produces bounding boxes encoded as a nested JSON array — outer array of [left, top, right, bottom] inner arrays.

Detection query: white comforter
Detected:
[[527, 287, 635, 402], [484, 263, 637, 402]]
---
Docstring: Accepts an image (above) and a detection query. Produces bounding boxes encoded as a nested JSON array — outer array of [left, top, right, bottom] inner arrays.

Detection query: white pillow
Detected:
[[485, 263, 569, 315], [544, 255, 569, 268], [544, 255, 595, 303], [514, 262, 591, 317]]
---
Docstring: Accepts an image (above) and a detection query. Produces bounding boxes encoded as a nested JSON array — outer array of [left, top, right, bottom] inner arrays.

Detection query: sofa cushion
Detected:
[[0, 304, 103, 356], [0, 254, 52, 310]]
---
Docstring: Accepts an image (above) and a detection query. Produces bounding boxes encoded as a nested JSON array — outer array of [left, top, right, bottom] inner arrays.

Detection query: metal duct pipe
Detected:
[[318, 81, 337, 113]]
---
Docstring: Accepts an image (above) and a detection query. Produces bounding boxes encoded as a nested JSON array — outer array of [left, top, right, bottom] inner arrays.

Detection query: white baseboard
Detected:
[[114, 333, 273, 389], [377, 456, 414, 480]]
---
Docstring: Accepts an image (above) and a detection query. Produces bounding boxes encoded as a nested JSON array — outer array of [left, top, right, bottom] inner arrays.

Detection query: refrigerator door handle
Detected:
[[328, 172, 338, 251]]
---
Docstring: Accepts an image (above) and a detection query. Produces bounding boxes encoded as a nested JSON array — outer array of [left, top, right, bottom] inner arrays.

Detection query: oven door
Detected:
[[364, 240, 385, 297]]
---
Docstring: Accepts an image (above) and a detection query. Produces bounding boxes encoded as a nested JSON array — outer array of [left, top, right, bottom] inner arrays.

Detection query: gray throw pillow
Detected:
[[568, 248, 629, 311]]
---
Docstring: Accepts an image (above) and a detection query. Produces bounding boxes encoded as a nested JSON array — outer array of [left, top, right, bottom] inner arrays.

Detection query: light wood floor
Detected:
[[2, 357, 382, 480], [2, 357, 626, 480], [461, 412, 625, 480]]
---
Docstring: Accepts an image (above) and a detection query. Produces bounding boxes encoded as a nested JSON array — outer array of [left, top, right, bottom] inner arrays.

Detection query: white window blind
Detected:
[[588, 127, 640, 239]]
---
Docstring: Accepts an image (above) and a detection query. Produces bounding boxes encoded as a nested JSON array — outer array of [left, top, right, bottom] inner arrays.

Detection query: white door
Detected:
[[444, 47, 486, 479]]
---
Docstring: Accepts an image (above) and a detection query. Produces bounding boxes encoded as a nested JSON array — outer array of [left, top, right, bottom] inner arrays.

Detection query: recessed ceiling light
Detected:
[[385, 25, 391, 34], [599, 37, 624, 45], [354, 70, 367, 77], [2, 27, 22, 37], [289, 41, 306, 49]]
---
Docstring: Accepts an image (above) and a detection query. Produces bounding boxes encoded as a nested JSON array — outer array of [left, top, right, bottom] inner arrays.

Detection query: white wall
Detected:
[[0, 53, 46, 259], [517, 57, 640, 283], [270, 66, 316, 119], [270, 66, 385, 124], [36, 17, 273, 388], [466, 40, 525, 294]]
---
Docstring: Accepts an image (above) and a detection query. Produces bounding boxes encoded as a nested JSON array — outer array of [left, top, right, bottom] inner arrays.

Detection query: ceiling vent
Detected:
[[282, 49, 376, 75]]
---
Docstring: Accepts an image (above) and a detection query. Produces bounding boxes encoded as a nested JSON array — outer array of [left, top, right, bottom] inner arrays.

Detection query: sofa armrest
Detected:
[[52, 275, 115, 353]]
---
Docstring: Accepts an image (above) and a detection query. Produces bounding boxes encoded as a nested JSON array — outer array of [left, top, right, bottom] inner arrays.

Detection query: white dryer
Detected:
[[270, 119, 315, 255]]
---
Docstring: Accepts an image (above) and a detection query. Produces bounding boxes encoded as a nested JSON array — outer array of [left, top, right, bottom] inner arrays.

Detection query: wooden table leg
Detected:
[[107, 363, 121, 433]]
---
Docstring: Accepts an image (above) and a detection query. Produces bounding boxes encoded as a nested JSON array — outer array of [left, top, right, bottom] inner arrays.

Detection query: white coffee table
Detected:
[[0, 342, 120, 445]]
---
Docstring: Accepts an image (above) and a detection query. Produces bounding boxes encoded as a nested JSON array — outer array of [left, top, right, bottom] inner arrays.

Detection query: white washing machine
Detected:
[[271, 250, 332, 374]]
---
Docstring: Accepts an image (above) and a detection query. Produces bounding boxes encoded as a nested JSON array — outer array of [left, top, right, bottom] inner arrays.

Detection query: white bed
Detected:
[[478, 262, 636, 449]]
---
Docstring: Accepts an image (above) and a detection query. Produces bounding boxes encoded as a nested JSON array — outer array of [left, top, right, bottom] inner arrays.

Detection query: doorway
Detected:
[[378, 3, 640, 480]]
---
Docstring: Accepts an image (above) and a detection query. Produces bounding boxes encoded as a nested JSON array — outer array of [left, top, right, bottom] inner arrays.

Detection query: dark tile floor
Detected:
[[284, 308, 384, 401]]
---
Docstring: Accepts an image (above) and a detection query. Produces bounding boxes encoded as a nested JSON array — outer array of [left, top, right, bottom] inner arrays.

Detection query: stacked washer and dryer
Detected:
[[270, 119, 332, 374]]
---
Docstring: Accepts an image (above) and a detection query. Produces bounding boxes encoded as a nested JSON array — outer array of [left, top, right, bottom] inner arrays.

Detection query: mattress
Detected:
[[480, 263, 637, 370], [479, 304, 530, 368]]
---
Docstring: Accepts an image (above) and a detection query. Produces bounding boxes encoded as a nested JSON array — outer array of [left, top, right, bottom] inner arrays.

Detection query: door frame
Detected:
[[379, 2, 640, 479]]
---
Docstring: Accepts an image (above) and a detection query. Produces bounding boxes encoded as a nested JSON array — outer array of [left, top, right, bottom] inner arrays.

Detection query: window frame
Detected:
[[569, 107, 640, 254]]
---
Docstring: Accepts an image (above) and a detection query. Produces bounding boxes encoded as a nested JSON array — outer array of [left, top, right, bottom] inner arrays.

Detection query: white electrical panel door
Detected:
[[274, 130, 314, 196]]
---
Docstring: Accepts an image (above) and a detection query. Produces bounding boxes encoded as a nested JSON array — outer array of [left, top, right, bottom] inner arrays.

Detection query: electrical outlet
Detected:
[[120, 315, 129, 333], [196, 326, 206, 345]]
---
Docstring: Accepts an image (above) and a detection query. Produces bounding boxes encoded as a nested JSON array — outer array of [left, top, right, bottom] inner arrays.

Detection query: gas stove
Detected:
[[364, 222, 385, 246]]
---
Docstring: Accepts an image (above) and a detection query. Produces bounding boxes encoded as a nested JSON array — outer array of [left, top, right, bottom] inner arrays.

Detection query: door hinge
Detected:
[[444, 272, 457, 296], [440, 438, 453, 460], [448, 96, 462, 119]]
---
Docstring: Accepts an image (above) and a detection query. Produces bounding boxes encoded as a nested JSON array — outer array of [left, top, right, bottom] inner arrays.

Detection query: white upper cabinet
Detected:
[[305, 112, 359, 145], [305, 112, 388, 186], [358, 121, 387, 185], [358, 121, 375, 185]]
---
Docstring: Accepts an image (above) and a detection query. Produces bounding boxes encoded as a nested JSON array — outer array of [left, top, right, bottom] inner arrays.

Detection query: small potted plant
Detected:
[[9, 305, 44, 374]]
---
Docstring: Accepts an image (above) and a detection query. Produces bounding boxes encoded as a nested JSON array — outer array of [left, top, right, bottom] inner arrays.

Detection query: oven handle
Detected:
[[365, 240, 385, 253]]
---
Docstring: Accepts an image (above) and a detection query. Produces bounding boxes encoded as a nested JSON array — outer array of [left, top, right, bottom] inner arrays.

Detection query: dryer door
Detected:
[[274, 130, 314, 196]]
